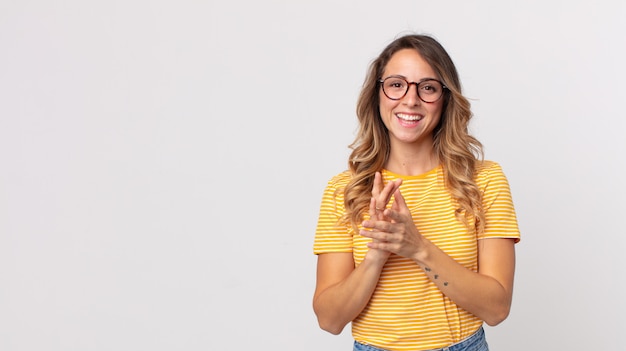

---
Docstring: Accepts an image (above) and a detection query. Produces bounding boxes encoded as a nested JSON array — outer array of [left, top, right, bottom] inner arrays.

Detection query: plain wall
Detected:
[[1, 1, 625, 350]]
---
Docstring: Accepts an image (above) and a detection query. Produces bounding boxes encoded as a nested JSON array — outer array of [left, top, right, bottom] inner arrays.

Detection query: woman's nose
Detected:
[[403, 83, 422, 105]]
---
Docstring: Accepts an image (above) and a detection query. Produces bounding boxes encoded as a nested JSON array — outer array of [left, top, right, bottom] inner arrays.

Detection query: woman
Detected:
[[313, 34, 520, 351]]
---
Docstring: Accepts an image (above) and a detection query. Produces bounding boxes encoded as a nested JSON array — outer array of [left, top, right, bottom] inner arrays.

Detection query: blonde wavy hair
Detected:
[[343, 34, 485, 233]]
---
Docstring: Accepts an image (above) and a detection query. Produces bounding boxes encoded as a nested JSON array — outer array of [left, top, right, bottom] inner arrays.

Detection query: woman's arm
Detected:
[[313, 175, 402, 334], [411, 236, 515, 326], [312, 250, 385, 334]]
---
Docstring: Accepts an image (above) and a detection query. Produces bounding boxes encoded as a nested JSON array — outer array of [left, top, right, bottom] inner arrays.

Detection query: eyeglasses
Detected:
[[378, 76, 447, 103]]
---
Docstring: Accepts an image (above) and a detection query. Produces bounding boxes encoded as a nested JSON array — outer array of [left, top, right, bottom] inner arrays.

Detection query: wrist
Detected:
[[411, 237, 431, 265], [364, 248, 390, 267]]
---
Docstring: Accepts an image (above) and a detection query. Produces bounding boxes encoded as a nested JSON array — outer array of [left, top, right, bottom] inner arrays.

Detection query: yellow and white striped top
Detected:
[[314, 161, 520, 351]]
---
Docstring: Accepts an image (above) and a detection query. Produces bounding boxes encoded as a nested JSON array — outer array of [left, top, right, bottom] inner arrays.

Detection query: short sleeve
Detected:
[[476, 161, 521, 242], [313, 172, 354, 255]]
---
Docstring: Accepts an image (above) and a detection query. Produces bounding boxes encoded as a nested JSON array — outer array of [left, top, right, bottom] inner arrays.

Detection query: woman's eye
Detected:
[[387, 80, 406, 89], [421, 84, 439, 93]]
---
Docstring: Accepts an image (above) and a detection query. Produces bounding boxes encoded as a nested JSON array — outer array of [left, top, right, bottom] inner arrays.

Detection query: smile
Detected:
[[396, 113, 423, 122]]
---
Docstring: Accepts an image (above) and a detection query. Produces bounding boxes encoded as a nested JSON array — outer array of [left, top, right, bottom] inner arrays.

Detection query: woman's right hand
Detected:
[[363, 172, 402, 262]]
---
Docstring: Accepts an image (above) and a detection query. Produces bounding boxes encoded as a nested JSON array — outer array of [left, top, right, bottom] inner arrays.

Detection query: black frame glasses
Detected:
[[378, 76, 448, 103]]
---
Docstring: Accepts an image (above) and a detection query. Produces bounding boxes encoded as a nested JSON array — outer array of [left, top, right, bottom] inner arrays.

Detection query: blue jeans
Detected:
[[353, 327, 488, 351]]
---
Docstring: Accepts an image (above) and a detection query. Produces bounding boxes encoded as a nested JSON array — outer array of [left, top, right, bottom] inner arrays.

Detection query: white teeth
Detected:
[[396, 113, 423, 121]]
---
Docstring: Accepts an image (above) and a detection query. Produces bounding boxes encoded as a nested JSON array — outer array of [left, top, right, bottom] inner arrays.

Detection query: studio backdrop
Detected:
[[1, 1, 625, 350]]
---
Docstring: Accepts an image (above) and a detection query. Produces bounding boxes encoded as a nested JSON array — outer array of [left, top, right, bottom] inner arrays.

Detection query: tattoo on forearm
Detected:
[[424, 267, 448, 287]]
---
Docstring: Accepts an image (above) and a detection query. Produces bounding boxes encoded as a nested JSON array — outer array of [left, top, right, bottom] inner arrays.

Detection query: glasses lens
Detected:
[[382, 77, 408, 100], [417, 80, 443, 102]]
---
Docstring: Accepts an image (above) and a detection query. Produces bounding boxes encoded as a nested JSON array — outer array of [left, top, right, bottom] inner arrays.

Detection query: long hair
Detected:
[[343, 34, 485, 233]]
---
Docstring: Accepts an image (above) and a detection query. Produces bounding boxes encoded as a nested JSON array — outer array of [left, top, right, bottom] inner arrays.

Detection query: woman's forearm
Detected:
[[411, 238, 516, 326], [313, 253, 387, 334]]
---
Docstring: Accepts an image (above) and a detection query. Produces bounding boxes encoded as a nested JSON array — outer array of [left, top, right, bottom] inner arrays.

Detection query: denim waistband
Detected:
[[353, 326, 487, 351]]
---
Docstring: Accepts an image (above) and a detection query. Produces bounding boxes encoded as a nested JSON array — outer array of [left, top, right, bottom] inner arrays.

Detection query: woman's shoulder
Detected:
[[475, 160, 510, 184], [475, 160, 502, 173], [325, 170, 352, 188]]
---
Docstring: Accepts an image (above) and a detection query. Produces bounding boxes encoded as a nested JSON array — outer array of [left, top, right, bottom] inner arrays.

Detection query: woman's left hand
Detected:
[[360, 188, 426, 260]]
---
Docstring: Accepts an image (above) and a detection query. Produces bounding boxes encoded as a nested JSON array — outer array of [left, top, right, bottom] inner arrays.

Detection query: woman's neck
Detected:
[[385, 142, 439, 176]]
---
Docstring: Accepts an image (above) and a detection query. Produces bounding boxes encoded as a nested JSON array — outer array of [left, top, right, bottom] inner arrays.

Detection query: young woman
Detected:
[[313, 34, 520, 351]]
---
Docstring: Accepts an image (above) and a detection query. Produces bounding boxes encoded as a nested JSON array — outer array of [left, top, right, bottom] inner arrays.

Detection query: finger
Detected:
[[388, 179, 403, 202], [367, 240, 397, 252], [371, 172, 383, 198], [362, 218, 393, 233], [391, 188, 407, 211], [371, 173, 387, 213], [360, 228, 388, 241], [377, 178, 402, 210], [368, 197, 380, 221], [386, 189, 412, 224]]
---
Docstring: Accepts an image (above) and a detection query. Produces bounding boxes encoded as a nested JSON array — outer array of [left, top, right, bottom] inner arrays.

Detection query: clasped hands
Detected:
[[360, 172, 425, 261]]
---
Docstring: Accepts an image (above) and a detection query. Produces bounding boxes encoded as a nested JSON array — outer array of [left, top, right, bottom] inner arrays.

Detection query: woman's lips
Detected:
[[396, 113, 423, 125]]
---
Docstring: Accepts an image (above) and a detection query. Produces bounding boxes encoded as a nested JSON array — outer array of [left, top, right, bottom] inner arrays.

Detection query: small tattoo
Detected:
[[424, 267, 431, 272], [434, 274, 439, 279], [443, 282, 449, 286]]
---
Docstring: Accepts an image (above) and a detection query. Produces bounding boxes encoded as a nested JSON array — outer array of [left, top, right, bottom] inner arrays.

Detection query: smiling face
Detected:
[[379, 48, 444, 151]]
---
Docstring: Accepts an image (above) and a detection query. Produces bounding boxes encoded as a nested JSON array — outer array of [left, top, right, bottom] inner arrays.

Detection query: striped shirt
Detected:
[[314, 161, 520, 350]]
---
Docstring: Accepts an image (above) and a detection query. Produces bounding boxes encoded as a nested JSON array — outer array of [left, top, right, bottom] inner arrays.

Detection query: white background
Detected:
[[1, 1, 625, 350]]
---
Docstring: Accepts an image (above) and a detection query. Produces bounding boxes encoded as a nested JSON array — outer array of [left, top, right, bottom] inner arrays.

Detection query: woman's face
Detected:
[[378, 49, 444, 149]]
